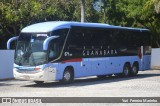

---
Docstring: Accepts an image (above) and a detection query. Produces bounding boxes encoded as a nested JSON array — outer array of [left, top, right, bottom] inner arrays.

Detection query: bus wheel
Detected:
[[122, 64, 131, 77], [131, 63, 139, 76], [62, 68, 74, 83], [34, 81, 44, 85]]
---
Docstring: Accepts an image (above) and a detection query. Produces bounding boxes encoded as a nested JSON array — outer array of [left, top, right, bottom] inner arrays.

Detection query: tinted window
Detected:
[[65, 27, 112, 58], [48, 29, 69, 61], [111, 29, 151, 55]]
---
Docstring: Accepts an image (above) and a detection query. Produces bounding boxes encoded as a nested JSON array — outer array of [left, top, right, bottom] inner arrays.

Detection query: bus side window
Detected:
[[104, 29, 112, 47], [66, 28, 84, 57], [111, 29, 120, 47]]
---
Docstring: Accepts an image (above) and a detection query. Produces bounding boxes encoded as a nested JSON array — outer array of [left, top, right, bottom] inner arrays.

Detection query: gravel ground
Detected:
[[0, 70, 160, 106]]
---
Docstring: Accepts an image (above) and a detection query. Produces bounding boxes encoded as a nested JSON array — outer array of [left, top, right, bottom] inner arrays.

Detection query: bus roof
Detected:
[[21, 21, 149, 33]]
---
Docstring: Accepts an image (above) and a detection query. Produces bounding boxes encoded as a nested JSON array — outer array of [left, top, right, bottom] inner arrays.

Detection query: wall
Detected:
[[0, 50, 14, 79], [151, 48, 160, 69]]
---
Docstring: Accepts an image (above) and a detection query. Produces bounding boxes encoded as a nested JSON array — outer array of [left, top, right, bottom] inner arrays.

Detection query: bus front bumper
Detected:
[[13, 67, 57, 82]]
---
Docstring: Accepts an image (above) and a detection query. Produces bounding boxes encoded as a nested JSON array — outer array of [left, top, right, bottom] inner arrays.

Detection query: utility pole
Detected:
[[103, 0, 106, 23]]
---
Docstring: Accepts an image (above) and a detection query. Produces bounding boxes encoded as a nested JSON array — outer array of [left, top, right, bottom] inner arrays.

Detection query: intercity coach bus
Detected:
[[7, 21, 151, 84]]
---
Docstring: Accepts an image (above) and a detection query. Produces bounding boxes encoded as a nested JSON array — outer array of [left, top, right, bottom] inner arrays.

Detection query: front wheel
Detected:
[[62, 69, 74, 83]]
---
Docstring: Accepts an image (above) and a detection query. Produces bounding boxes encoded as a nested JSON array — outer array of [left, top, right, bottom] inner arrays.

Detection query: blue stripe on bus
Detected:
[[53, 55, 151, 80]]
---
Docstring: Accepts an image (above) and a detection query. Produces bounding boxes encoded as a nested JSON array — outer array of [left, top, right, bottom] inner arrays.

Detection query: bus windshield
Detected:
[[15, 33, 48, 66]]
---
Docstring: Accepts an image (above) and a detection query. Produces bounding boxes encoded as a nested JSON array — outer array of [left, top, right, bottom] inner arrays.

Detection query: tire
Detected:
[[122, 64, 131, 77], [34, 81, 44, 85], [131, 63, 139, 76], [62, 68, 74, 83]]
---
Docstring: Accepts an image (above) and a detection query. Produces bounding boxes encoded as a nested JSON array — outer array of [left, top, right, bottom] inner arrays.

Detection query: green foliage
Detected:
[[0, 0, 98, 34]]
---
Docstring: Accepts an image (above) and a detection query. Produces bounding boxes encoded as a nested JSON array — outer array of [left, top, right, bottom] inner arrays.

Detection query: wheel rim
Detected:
[[132, 66, 137, 74], [64, 71, 71, 81], [124, 67, 129, 76]]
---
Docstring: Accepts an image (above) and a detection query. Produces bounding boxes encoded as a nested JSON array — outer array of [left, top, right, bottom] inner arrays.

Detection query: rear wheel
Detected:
[[62, 68, 74, 83], [122, 64, 131, 77], [131, 63, 139, 76]]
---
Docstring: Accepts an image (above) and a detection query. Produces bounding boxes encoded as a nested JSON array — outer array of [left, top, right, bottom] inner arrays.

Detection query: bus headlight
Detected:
[[34, 68, 41, 71]]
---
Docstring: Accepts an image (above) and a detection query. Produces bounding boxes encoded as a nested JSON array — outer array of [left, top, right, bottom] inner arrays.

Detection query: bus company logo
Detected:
[[2, 98, 11, 103], [83, 49, 118, 56]]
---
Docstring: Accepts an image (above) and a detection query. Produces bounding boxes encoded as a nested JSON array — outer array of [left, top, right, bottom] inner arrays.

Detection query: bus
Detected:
[[7, 21, 152, 84]]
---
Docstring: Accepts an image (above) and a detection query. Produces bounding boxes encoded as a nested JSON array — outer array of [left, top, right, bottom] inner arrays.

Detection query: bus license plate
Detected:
[[24, 75, 30, 80]]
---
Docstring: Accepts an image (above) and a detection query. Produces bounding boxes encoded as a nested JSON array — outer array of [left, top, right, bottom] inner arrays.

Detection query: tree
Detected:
[[153, 0, 160, 14], [81, 0, 85, 22], [0, 0, 99, 49], [93, 0, 134, 26], [0, 0, 57, 49]]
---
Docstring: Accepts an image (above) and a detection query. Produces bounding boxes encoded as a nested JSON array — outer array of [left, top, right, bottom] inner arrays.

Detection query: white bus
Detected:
[[7, 21, 152, 84]]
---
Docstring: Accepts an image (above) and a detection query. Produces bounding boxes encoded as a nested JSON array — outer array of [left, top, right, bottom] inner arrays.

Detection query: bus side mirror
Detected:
[[7, 36, 19, 49], [43, 36, 59, 51]]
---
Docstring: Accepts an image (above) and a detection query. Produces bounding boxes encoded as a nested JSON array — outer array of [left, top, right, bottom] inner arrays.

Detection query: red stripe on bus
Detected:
[[62, 58, 82, 63]]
